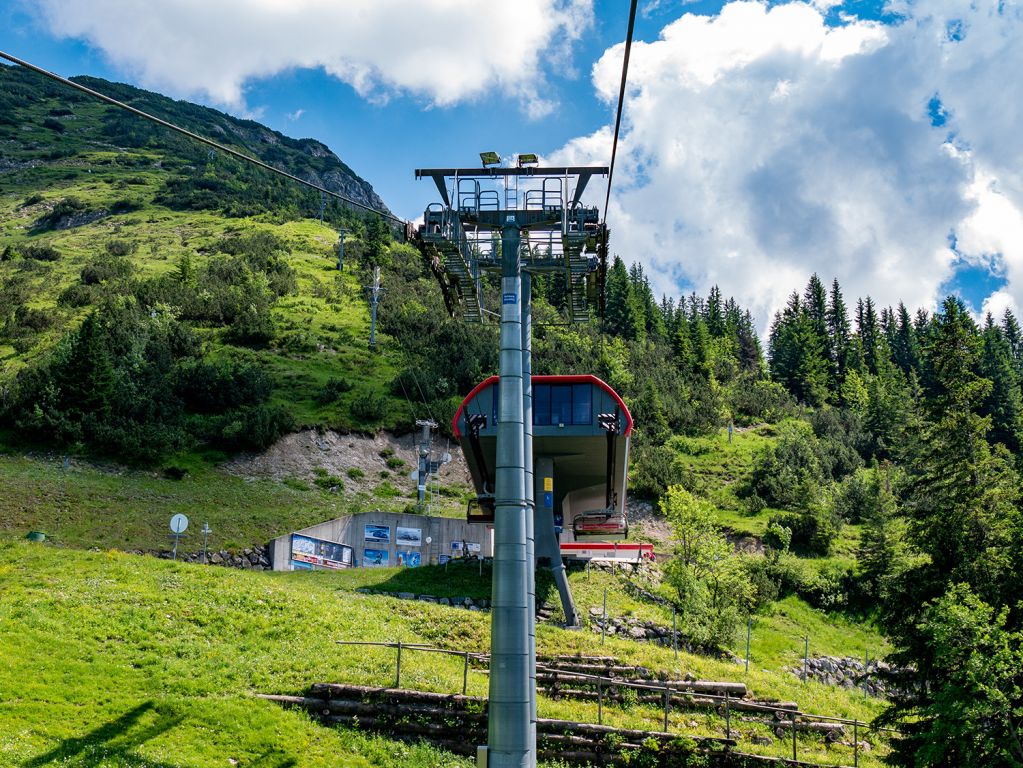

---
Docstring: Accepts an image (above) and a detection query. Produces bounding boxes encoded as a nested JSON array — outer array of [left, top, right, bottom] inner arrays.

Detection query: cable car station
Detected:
[[454, 373, 633, 626]]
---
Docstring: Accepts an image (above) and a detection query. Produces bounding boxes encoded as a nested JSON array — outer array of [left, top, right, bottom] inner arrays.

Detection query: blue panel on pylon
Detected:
[[543, 492, 553, 508]]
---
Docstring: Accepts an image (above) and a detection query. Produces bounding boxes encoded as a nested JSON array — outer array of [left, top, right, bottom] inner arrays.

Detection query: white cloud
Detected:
[[285, 108, 304, 122], [555, 0, 1023, 331], [28, 0, 592, 116]]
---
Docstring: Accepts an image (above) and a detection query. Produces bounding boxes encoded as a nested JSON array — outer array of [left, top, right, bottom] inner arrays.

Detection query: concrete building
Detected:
[[269, 511, 493, 571]]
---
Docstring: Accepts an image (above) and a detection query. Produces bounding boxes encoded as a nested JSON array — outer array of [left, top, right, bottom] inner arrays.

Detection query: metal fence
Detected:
[[336, 639, 899, 767]]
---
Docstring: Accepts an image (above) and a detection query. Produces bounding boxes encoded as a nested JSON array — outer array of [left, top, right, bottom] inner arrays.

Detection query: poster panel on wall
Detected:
[[396, 526, 422, 546], [363, 548, 389, 567], [290, 534, 353, 571], [364, 524, 391, 543], [450, 541, 463, 552], [397, 551, 422, 567], [466, 542, 481, 553]]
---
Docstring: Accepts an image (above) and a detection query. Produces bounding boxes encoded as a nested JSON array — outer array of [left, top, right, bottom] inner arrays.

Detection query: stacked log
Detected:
[[259, 683, 738, 766]]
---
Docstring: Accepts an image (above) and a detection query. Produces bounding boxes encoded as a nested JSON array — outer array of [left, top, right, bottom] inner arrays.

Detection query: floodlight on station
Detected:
[[517, 153, 539, 167], [479, 151, 501, 167]]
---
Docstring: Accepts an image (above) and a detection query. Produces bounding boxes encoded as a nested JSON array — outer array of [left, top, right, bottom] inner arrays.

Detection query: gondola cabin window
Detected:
[[493, 383, 592, 426]]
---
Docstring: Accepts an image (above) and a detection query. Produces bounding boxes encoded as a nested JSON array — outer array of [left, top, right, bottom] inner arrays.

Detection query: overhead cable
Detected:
[[0, 50, 406, 226], [601, 0, 639, 226]]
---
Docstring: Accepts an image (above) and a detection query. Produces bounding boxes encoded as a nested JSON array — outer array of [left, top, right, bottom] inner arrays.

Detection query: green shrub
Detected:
[[317, 376, 353, 404], [385, 456, 405, 470], [313, 473, 344, 492], [80, 258, 133, 285], [109, 199, 142, 215], [346, 467, 365, 480], [173, 359, 272, 413], [373, 481, 401, 498], [743, 493, 767, 515], [105, 239, 136, 256], [224, 303, 274, 347], [767, 505, 841, 556], [33, 196, 87, 231], [351, 391, 388, 422], [22, 243, 61, 262], [57, 284, 94, 307]]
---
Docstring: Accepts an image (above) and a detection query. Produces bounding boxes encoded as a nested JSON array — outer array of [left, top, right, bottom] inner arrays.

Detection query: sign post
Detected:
[[169, 514, 189, 561]]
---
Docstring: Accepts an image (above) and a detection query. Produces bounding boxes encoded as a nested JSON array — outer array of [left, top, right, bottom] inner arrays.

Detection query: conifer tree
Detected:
[[979, 321, 1023, 453], [603, 256, 641, 340], [827, 278, 851, 385]]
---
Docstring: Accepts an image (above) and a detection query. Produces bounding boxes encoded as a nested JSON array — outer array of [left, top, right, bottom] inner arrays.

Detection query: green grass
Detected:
[[0, 541, 893, 767], [0, 453, 464, 552], [0, 539, 476, 768]]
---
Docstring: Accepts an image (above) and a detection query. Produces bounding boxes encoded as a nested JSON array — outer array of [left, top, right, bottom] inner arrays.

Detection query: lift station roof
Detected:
[[453, 375, 632, 516]]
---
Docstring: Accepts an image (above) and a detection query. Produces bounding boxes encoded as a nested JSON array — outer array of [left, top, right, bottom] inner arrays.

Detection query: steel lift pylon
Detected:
[[415, 160, 609, 767]]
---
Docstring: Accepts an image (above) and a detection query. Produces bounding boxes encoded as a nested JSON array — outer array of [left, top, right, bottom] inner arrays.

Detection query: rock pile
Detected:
[[131, 545, 273, 571], [354, 588, 490, 611], [788, 655, 897, 698], [588, 609, 696, 651]]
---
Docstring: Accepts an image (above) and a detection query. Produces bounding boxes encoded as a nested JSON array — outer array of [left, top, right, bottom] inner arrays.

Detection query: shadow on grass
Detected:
[[370, 557, 559, 613], [23, 701, 185, 768], [247, 750, 298, 768]]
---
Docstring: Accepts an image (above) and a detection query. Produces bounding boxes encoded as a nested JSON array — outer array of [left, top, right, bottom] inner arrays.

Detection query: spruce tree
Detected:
[[979, 322, 1023, 454], [603, 256, 641, 340]]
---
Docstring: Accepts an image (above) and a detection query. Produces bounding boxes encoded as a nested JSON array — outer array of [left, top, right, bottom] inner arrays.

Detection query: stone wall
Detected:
[[131, 545, 273, 571], [354, 587, 489, 611], [788, 655, 897, 698]]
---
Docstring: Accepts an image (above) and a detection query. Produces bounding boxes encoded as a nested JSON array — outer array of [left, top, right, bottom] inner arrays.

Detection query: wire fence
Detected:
[[336, 639, 899, 767]]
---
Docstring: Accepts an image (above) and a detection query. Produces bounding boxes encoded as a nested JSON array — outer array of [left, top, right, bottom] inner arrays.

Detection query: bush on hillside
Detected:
[[21, 243, 61, 262], [350, 390, 388, 422]]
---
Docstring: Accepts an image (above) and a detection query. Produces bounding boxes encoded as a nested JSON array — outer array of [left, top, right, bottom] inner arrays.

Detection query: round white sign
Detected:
[[170, 514, 189, 534], [425, 536, 433, 545]]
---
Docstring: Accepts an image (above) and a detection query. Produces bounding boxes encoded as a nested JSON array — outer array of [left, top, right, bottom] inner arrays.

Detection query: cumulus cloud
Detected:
[[555, 0, 1023, 331], [28, 0, 592, 116]]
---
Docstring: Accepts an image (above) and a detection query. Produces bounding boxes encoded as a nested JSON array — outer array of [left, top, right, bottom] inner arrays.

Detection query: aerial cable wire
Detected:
[[0, 49, 405, 227], [601, 0, 639, 227], [596, 0, 638, 340]]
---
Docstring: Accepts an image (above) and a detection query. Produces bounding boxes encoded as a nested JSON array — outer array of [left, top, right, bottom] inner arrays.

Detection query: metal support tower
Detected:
[[364, 265, 383, 349], [416, 161, 608, 768], [415, 419, 438, 507], [337, 228, 345, 272]]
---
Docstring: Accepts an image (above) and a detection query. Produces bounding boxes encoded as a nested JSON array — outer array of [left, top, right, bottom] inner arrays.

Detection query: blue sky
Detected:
[[3, 0, 1023, 331]]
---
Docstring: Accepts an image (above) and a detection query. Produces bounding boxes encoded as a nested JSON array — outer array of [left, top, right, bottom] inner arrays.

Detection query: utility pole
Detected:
[[415, 419, 438, 509], [416, 159, 607, 768], [364, 265, 383, 349], [337, 227, 345, 272]]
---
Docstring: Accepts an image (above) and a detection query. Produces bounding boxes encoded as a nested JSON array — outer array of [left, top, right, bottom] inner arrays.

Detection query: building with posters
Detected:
[[268, 511, 492, 572]]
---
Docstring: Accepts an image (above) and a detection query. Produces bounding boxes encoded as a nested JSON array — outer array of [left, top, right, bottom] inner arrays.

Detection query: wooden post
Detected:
[[791, 711, 797, 762], [462, 651, 469, 695], [663, 684, 670, 732], [745, 618, 752, 674], [672, 608, 678, 659], [597, 678, 603, 725], [395, 642, 402, 689], [725, 691, 731, 741], [854, 720, 859, 767], [601, 588, 607, 646]]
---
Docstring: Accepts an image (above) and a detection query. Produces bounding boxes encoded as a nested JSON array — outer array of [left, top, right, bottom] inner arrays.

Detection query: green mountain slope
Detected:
[[0, 63, 438, 460], [0, 540, 890, 768]]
